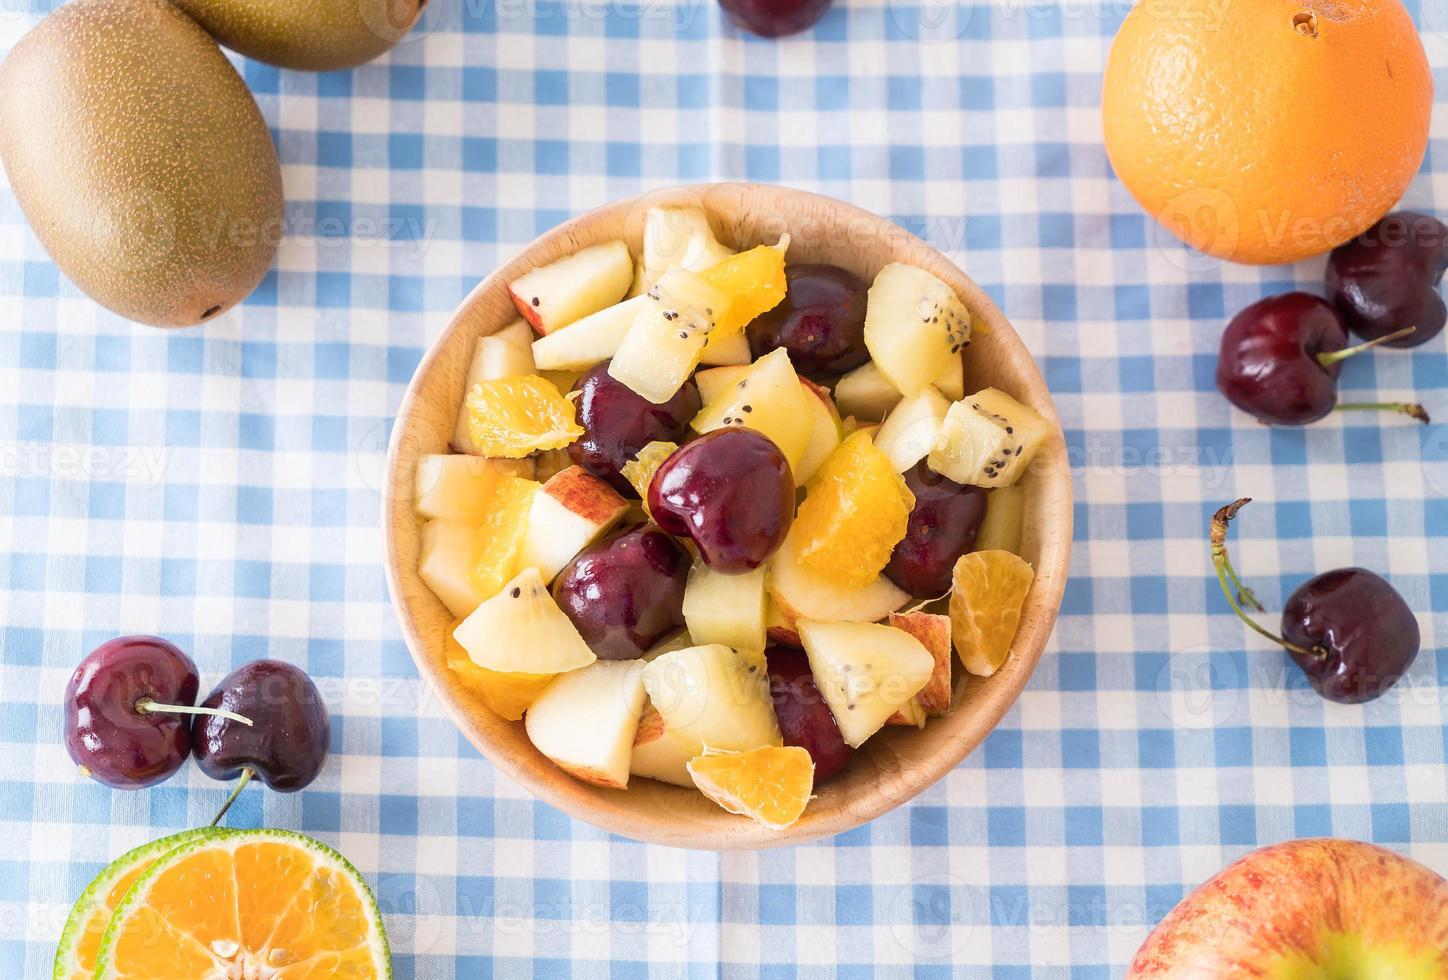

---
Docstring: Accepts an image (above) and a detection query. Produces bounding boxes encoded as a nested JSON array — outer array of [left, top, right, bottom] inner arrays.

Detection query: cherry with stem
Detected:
[[1215, 292, 1430, 426], [1210, 497, 1420, 704]]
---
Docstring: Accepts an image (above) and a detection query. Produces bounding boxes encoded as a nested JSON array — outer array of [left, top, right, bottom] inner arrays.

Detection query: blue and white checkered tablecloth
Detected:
[[2, 0, 1447, 975]]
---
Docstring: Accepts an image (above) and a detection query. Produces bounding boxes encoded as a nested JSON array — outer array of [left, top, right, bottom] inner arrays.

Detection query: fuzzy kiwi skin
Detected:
[[0, 0, 283, 327], [170, 0, 427, 72]]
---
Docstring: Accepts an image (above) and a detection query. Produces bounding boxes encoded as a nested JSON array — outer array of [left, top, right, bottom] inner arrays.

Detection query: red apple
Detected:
[[1129, 838, 1448, 978]]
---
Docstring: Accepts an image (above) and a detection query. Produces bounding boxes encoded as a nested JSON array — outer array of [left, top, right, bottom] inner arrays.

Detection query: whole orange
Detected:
[[1102, 0, 1432, 266]]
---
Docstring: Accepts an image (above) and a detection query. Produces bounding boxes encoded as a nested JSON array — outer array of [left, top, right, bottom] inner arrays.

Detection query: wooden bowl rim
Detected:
[[383, 182, 1073, 849]]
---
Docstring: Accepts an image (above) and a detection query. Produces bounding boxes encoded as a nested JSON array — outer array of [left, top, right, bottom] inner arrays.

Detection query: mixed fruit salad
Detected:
[[411, 206, 1052, 829]]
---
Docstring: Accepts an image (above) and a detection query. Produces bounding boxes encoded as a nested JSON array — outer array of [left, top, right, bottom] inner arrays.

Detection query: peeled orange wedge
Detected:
[[465, 375, 583, 458], [949, 549, 1034, 677], [687, 745, 815, 830], [95, 829, 390, 980], [467, 475, 538, 599], [54, 828, 219, 980], [697, 242, 787, 352], [793, 430, 914, 589]]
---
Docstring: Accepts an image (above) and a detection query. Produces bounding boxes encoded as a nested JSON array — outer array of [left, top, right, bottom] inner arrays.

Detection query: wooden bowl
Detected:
[[383, 183, 1073, 849]]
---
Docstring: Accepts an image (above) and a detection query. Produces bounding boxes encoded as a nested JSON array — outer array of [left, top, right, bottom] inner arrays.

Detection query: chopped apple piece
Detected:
[[516, 465, 629, 583], [765, 599, 801, 647], [414, 454, 533, 524], [682, 560, 767, 651], [874, 386, 950, 473], [797, 620, 934, 747], [629, 699, 695, 787], [608, 268, 730, 404], [795, 379, 843, 485], [833, 361, 901, 422], [768, 524, 909, 634], [691, 348, 813, 472], [976, 485, 1025, 554], [525, 659, 647, 789], [531, 294, 647, 372], [927, 388, 1051, 488], [640, 644, 781, 756], [452, 324, 540, 455], [864, 262, 971, 396], [885, 611, 953, 724], [419, 519, 488, 618], [453, 566, 596, 674], [509, 240, 634, 336], [632, 206, 735, 296]]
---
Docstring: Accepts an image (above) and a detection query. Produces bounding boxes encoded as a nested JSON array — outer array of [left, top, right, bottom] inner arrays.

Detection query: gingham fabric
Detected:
[[2, 0, 1447, 975]]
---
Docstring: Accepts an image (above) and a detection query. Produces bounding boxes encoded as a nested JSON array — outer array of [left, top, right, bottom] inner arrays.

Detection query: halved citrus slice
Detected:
[[687, 745, 815, 830], [54, 828, 220, 980], [793, 430, 915, 589], [949, 549, 1035, 677], [465, 375, 583, 458], [95, 829, 390, 980]]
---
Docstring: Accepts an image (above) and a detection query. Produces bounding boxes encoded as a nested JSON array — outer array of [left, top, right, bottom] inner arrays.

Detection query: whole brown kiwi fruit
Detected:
[[0, 0, 283, 327], [170, 0, 428, 72]]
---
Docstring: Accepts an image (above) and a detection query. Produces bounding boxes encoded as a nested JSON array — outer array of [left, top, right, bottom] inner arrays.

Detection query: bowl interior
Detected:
[[384, 183, 1072, 848]]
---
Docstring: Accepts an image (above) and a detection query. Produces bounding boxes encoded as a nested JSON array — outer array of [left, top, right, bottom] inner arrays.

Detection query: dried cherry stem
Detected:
[[1210, 498, 1325, 661], [1315, 326, 1417, 366], [135, 698, 253, 727], [210, 767, 253, 828], [1335, 402, 1431, 424]]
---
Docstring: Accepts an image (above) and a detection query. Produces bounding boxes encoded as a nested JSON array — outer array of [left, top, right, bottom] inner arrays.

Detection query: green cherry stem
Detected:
[[1315, 325, 1418, 366], [134, 698, 254, 727], [1336, 402, 1431, 424], [1210, 498, 1325, 661], [210, 767, 254, 828]]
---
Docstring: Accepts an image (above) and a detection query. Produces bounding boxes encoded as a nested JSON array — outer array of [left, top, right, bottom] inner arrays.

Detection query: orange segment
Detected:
[[465, 375, 584, 458], [54, 828, 219, 980], [698, 243, 786, 352], [793, 430, 914, 589], [687, 745, 815, 830], [445, 628, 554, 720], [232, 838, 318, 951], [96, 829, 389, 980], [467, 475, 538, 598], [949, 549, 1034, 677], [106, 906, 220, 978]]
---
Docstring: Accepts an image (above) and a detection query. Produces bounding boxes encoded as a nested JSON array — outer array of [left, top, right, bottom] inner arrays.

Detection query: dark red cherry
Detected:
[[553, 523, 691, 659], [1282, 567, 1420, 704], [193, 660, 329, 792], [1211, 499, 1420, 705], [747, 263, 868, 379], [719, 0, 831, 37], [1327, 211, 1448, 348], [648, 428, 794, 573], [63, 636, 199, 789], [884, 461, 989, 597], [766, 646, 853, 782], [1216, 292, 1426, 426], [569, 362, 701, 494]]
